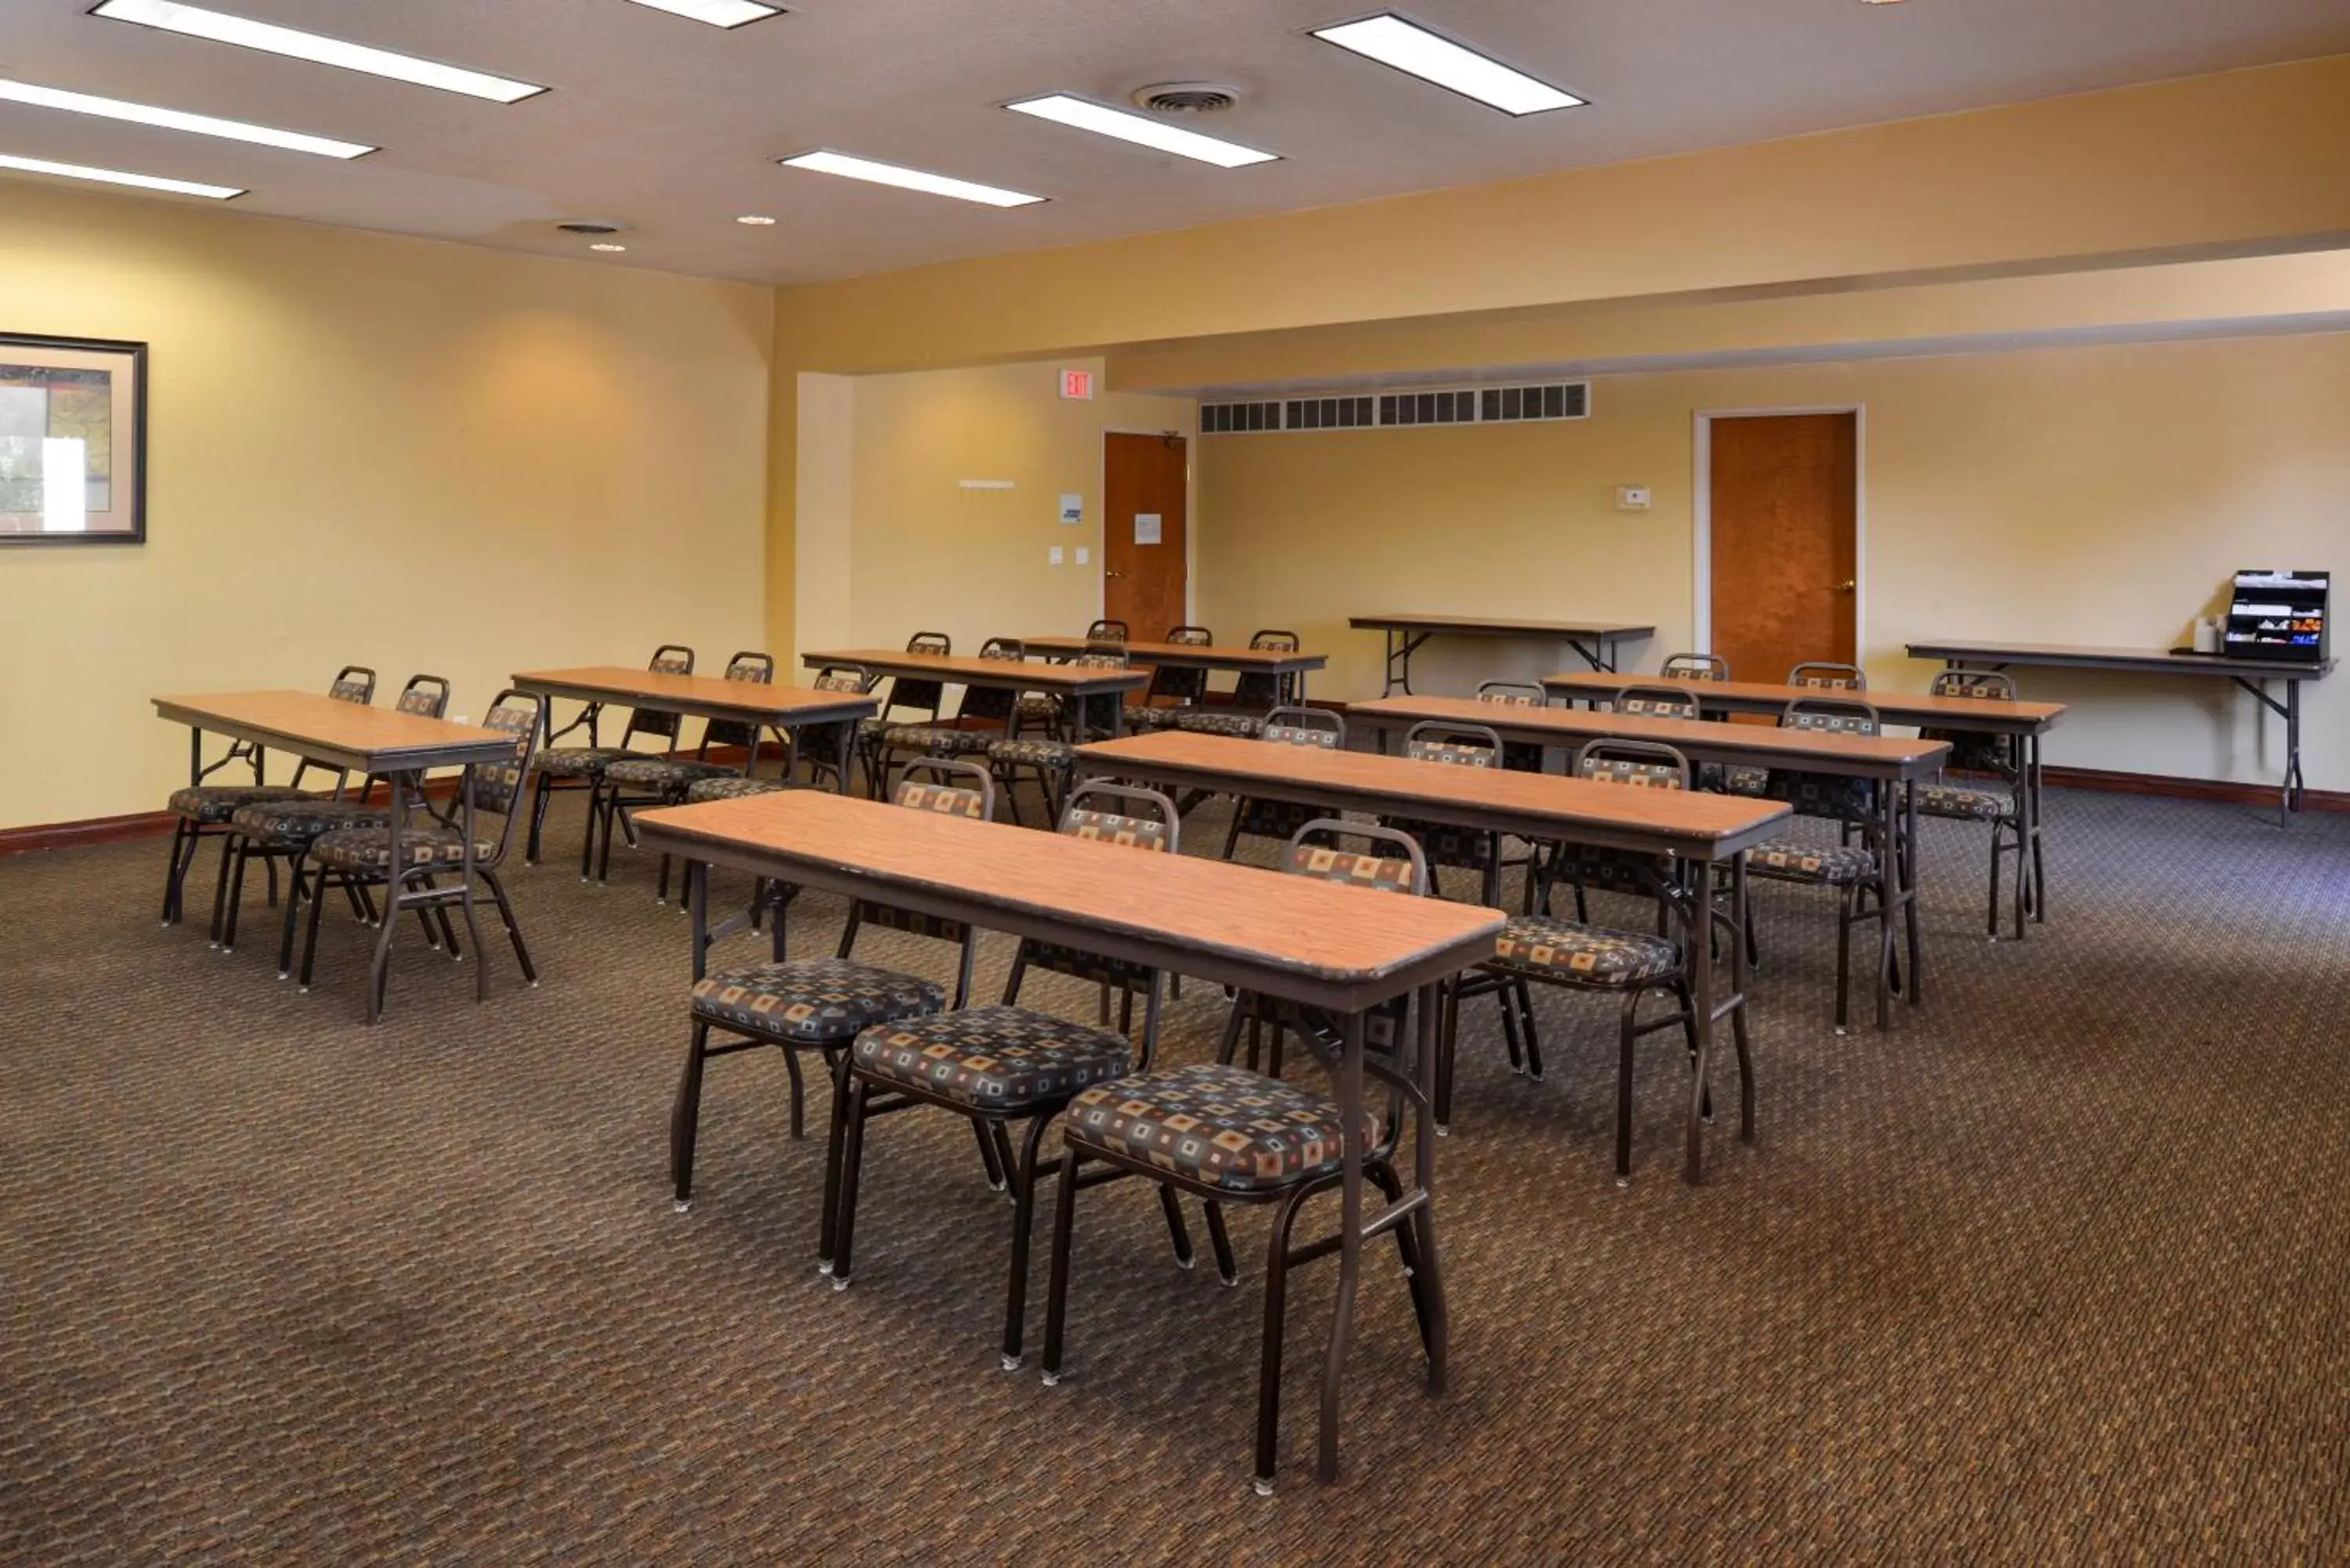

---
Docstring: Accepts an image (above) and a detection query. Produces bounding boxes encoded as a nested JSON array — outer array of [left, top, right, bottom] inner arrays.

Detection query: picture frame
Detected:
[[0, 331, 147, 547]]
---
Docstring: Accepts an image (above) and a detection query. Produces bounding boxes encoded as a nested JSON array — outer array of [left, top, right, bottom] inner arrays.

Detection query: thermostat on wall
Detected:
[[1615, 485, 1652, 511]]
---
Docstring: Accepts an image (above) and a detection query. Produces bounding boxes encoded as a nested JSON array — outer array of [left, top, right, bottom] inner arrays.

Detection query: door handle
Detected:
[[1835, 580, 1856, 594], [1105, 569, 1128, 579]]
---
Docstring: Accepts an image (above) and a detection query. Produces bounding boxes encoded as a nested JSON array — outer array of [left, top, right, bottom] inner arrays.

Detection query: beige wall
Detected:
[[1196, 331, 2350, 789], [799, 360, 1195, 663], [0, 182, 772, 832]]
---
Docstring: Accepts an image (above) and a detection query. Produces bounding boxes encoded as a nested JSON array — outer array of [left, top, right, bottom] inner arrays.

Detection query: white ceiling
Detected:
[[4, 0, 2348, 287]]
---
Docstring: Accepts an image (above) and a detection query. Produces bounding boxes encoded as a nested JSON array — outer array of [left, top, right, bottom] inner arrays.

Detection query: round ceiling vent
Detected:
[[1131, 82, 1239, 114], [555, 219, 626, 237]]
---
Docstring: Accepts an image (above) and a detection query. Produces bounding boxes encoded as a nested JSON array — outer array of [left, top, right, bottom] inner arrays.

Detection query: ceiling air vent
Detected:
[[1200, 399, 1285, 434], [1479, 382, 1588, 422], [1134, 82, 1239, 114], [555, 219, 626, 237], [1199, 381, 1590, 436]]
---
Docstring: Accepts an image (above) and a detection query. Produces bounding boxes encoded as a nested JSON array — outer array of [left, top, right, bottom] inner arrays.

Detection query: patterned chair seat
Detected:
[[1061, 1062, 1378, 1193], [1487, 916, 1679, 988], [1723, 766, 1772, 797], [229, 797, 392, 843], [311, 824, 501, 872], [1124, 706, 1189, 732], [685, 775, 790, 804], [1173, 710, 1265, 739], [855, 717, 894, 739], [167, 784, 309, 824], [536, 746, 650, 780], [853, 1006, 1132, 1111], [603, 756, 736, 793], [691, 957, 944, 1044], [1918, 783, 2010, 822], [882, 724, 998, 757], [987, 735, 1078, 770], [1014, 694, 1061, 724], [1747, 838, 1877, 885]]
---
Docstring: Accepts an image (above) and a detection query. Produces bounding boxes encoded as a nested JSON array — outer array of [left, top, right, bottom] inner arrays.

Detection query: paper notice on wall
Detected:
[[1059, 493, 1083, 525], [1134, 512, 1162, 545]]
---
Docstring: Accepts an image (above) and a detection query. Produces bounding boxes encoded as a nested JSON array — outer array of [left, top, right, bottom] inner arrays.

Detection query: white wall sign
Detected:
[[1133, 511, 1162, 545], [1058, 493, 1083, 525]]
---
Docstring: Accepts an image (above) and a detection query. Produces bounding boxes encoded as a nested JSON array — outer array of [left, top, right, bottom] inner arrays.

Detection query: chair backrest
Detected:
[[327, 666, 376, 704], [1784, 695, 1879, 736], [1065, 647, 1130, 739], [1249, 628, 1299, 652], [1770, 697, 1882, 823], [952, 637, 1025, 726], [1575, 739, 1690, 789], [1661, 652, 1729, 682], [1235, 628, 1301, 708], [1261, 705, 1343, 748], [293, 666, 378, 790], [1405, 720, 1501, 768], [1285, 819, 1429, 896], [701, 651, 776, 753], [1058, 782, 1180, 854], [1931, 670, 2017, 702], [1477, 681, 1545, 707], [394, 674, 451, 719], [1085, 619, 1129, 642], [1612, 682, 1699, 719], [795, 667, 871, 775], [1146, 626, 1213, 705], [891, 757, 995, 822], [1788, 660, 1867, 690], [812, 663, 872, 695], [461, 690, 548, 868], [616, 645, 696, 746], [1925, 669, 2019, 771], [1166, 625, 1213, 646], [883, 631, 953, 719]]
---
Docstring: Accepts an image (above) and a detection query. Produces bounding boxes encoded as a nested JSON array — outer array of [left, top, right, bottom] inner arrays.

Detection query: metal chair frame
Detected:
[[1923, 670, 2033, 938], [528, 643, 695, 869]]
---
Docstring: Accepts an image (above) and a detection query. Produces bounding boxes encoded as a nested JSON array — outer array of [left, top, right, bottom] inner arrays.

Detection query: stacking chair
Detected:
[[527, 644, 694, 868], [989, 648, 1129, 823], [1085, 618, 1128, 643], [826, 782, 1183, 1376], [878, 637, 1026, 799], [1178, 629, 1299, 736], [854, 631, 953, 793], [161, 665, 372, 931], [691, 664, 872, 804], [1042, 819, 1436, 1495], [1661, 652, 1730, 682], [1476, 681, 1549, 772], [669, 759, 997, 1216], [1915, 670, 2029, 938], [1742, 696, 1893, 1031], [299, 690, 544, 1013], [1614, 681, 1744, 797], [1380, 720, 1531, 908], [1219, 706, 1344, 864], [595, 651, 774, 896], [1126, 625, 1213, 732], [1449, 741, 1721, 1178], [220, 674, 452, 972], [1789, 660, 1867, 690]]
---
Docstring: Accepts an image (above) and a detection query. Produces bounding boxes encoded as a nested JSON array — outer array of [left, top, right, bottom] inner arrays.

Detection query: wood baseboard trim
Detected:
[[2041, 764, 2345, 813]]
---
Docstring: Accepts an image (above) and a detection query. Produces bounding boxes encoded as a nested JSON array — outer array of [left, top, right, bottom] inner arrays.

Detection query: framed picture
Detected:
[[0, 332, 146, 547]]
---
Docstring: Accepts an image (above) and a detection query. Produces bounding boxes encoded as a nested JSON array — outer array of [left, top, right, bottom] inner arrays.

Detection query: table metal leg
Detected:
[[1683, 863, 1716, 1184], [2028, 732, 2048, 923], [1409, 981, 1449, 1393], [366, 774, 405, 1025], [1730, 856, 1755, 1147], [1318, 1008, 1366, 1484], [1875, 780, 1897, 1030], [1901, 779, 1923, 1006], [461, 781, 487, 1004], [689, 859, 709, 981]]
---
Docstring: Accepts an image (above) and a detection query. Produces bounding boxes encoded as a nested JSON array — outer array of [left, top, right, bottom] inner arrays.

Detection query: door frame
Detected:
[[1690, 404, 1867, 658], [1097, 427, 1195, 627]]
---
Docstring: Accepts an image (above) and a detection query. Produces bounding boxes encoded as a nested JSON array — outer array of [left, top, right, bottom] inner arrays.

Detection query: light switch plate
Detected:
[[1049, 545, 1065, 565], [1074, 547, 1090, 565]]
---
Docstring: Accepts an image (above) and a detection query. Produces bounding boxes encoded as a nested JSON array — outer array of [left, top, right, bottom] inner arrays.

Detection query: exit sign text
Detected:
[[1060, 368, 1094, 400]]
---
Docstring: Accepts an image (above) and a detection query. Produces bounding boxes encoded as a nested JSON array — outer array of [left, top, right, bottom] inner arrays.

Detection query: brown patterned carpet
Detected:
[[4, 785, 2348, 1563]]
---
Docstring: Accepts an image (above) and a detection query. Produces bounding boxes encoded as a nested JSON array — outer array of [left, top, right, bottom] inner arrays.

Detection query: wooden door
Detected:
[[1103, 432, 1188, 639], [1708, 413, 1857, 685]]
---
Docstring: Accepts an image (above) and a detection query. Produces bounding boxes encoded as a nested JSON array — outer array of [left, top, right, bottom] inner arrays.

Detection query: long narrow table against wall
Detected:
[[153, 691, 522, 1024], [800, 649, 1151, 735], [1350, 694, 1948, 1030], [1348, 612, 1654, 692], [634, 786, 1501, 1487], [1905, 638, 2331, 821], [1545, 670, 2064, 934], [511, 666, 876, 792], [1076, 729, 1789, 1183]]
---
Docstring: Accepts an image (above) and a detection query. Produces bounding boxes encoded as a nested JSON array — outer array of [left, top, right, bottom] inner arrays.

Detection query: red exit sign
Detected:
[[1059, 368, 1094, 401]]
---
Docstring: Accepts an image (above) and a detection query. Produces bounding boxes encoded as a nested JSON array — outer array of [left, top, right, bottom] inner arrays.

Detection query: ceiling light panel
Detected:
[[0, 78, 373, 157], [89, 1, 547, 103], [0, 150, 242, 197], [1311, 14, 1584, 115], [624, 0, 783, 26], [779, 150, 1042, 208], [1005, 95, 1276, 168]]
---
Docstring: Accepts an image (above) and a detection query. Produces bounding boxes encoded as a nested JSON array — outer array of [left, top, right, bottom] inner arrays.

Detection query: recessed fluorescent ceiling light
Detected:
[[89, 0, 547, 103], [1311, 14, 1583, 115], [0, 150, 241, 197], [736, 213, 776, 223], [624, 0, 782, 26], [1005, 94, 1276, 168], [0, 78, 372, 157], [779, 150, 1042, 208]]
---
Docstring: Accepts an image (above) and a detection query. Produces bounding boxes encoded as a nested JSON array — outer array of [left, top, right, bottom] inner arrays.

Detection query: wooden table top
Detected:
[[1350, 694, 1950, 779], [636, 788, 1502, 1011], [512, 666, 876, 722], [1542, 671, 2067, 734], [1350, 612, 1654, 638], [1079, 731, 1789, 861], [1906, 638, 2337, 680], [802, 649, 1151, 693], [154, 691, 515, 771], [1022, 636, 1329, 672]]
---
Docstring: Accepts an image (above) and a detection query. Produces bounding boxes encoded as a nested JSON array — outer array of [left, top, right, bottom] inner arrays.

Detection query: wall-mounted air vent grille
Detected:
[[1201, 381, 1589, 435]]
